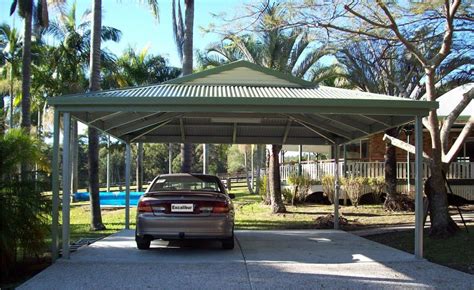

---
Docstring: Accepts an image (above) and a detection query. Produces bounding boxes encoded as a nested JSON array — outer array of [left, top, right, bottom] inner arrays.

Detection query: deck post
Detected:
[[51, 109, 60, 262], [61, 112, 71, 259], [203, 144, 209, 174], [334, 143, 340, 230], [414, 116, 423, 258], [125, 143, 131, 229], [168, 143, 173, 174], [298, 145, 303, 176]]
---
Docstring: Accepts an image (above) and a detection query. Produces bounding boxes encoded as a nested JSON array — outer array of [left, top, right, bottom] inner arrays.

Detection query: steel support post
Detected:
[[334, 143, 340, 230], [51, 109, 60, 262], [61, 113, 71, 259], [106, 135, 110, 193], [125, 143, 131, 229], [414, 116, 424, 258]]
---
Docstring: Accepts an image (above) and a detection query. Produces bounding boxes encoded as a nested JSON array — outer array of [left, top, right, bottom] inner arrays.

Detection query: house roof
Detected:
[[48, 61, 438, 145]]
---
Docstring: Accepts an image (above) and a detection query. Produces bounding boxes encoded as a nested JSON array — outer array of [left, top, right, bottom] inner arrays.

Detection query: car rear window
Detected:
[[149, 176, 223, 193]]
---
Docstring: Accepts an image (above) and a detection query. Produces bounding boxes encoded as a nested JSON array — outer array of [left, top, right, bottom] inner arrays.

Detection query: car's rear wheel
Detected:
[[221, 236, 234, 250], [136, 234, 151, 250]]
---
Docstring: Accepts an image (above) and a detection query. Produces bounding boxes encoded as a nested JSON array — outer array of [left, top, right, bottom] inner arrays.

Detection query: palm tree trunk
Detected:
[[180, 0, 194, 172], [88, 0, 105, 231], [20, 9, 32, 130], [9, 63, 14, 128], [269, 144, 285, 213]]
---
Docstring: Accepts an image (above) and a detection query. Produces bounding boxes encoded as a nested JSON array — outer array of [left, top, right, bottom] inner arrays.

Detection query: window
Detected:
[[456, 138, 474, 162], [150, 175, 223, 193], [340, 139, 369, 159]]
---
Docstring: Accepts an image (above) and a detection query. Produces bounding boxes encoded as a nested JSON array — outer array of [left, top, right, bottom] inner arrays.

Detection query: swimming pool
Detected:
[[74, 191, 145, 206]]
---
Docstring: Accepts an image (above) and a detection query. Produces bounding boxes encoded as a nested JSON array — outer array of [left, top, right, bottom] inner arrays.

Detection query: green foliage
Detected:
[[368, 176, 386, 203], [227, 145, 245, 174], [341, 176, 368, 207], [259, 174, 268, 201], [287, 174, 316, 204], [281, 188, 293, 204], [321, 175, 335, 204], [0, 129, 51, 280]]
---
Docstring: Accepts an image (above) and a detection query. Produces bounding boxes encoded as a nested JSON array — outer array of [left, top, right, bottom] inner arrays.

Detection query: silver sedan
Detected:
[[135, 174, 235, 250]]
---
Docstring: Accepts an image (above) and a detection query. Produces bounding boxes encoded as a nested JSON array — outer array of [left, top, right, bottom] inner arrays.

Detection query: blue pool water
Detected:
[[74, 191, 145, 206]]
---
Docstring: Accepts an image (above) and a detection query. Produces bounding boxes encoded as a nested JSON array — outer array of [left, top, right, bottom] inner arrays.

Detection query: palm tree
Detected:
[[0, 23, 22, 129], [172, 0, 194, 173], [199, 3, 333, 213], [9, 0, 64, 131], [85, 0, 159, 230], [88, 0, 105, 230], [104, 46, 180, 191]]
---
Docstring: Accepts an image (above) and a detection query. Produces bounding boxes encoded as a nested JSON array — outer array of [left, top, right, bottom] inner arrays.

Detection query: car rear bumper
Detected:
[[136, 214, 234, 239]]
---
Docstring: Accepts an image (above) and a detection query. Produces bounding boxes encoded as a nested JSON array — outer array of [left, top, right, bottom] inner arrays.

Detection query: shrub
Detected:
[[0, 129, 50, 281], [321, 175, 335, 204], [282, 188, 293, 204], [288, 174, 316, 205], [341, 176, 367, 207], [258, 174, 268, 202], [368, 177, 386, 204]]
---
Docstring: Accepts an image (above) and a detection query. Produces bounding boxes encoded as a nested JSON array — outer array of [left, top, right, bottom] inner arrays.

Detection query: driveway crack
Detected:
[[235, 236, 253, 290]]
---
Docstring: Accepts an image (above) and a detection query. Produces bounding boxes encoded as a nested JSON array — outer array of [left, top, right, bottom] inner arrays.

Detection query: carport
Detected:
[[48, 60, 437, 261]]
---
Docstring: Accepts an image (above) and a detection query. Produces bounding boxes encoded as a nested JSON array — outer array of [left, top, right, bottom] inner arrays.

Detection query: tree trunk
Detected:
[[71, 120, 79, 195], [269, 144, 286, 213], [88, 0, 105, 231], [180, 143, 193, 173], [383, 127, 411, 211], [254, 145, 263, 195], [136, 142, 143, 191], [9, 63, 14, 128], [244, 147, 255, 194], [424, 70, 458, 237], [20, 9, 32, 131], [264, 147, 271, 205], [180, 0, 194, 172]]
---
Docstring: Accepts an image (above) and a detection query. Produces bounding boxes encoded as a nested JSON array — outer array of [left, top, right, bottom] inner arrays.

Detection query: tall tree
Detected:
[[9, 0, 61, 131], [200, 3, 335, 213], [297, 0, 473, 237], [87, 0, 105, 230], [103, 46, 180, 190], [335, 37, 472, 211], [0, 23, 21, 129], [172, 0, 194, 173]]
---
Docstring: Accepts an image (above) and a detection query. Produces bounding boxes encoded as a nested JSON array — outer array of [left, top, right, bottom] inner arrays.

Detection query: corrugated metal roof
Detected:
[[48, 61, 438, 144], [57, 84, 412, 101]]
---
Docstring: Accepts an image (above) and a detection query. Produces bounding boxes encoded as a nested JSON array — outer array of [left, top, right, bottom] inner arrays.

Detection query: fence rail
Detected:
[[280, 161, 474, 181]]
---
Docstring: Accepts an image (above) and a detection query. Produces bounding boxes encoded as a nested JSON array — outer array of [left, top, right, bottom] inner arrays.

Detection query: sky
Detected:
[[0, 0, 246, 67]]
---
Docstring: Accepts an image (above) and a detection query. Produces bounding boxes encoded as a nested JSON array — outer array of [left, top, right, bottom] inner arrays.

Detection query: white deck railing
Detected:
[[280, 161, 474, 181]]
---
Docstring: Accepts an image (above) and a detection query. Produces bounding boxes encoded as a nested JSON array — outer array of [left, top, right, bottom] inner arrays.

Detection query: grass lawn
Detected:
[[365, 226, 474, 274], [67, 183, 415, 241]]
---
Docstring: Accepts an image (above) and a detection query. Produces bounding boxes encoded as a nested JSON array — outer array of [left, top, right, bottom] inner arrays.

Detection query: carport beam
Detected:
[[62, 112, 72, 259], [414, 116, 423, 258], [334, 143, 340, 230], [125, 143, 131, 229]]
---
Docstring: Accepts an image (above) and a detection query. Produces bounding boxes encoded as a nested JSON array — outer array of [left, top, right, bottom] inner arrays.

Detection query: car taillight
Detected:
[[212, 201, 230, 213], [137, 200, 153, 213]]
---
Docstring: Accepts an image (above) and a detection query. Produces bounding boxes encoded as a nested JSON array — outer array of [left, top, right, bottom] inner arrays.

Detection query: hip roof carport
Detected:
[[48, 61, 437, 261]]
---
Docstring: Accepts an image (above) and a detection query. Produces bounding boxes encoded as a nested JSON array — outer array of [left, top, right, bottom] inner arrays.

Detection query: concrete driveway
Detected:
[[20, 230, 473, 289]]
